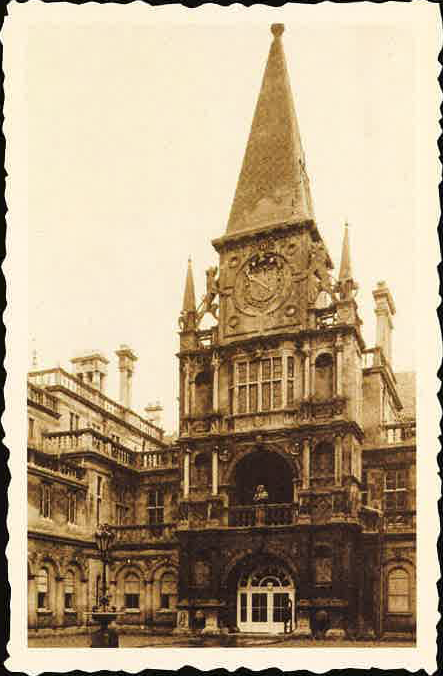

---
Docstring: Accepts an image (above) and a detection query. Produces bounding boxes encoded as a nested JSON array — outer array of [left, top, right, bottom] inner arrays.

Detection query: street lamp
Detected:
[[91, 523, 118, 648]]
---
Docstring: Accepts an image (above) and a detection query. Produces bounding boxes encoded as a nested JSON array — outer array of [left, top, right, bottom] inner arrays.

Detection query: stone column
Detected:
[[334, 434, 343, 486], [292, 478, 299, 504], [144, 580, 153, 626], [55, 576, 65, 628], [212, 353, 220, 413], [183, 360, 191, 416], [183, 450, 190, 498], [302, 438, 310, 489], [336, 345, 343, 397], [303, 346, 310, 399], [310, 353, 316, 400], [28, 576, 37, 630], [212, 447, 219, 496]]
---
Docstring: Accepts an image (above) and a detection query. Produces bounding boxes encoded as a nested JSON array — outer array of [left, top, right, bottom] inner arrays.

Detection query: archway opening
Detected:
[[233, 449, 293, 505]]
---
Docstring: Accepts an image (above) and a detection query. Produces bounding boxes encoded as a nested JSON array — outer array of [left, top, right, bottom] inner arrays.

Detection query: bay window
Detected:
[[229, 354, 295, 415]]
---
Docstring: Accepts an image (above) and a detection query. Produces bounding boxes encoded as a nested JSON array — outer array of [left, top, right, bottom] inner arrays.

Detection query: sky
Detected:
[[27, 22, 417, 434]]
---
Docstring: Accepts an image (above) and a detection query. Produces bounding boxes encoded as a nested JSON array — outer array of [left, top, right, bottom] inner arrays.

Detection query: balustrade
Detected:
[[228, 503, 297, 528], [27, 447, 86, 481], [28, 369, 163, 441], [43, 429, 138, 467], [27, 381, 59, 415], [381, 422, 416, 445]]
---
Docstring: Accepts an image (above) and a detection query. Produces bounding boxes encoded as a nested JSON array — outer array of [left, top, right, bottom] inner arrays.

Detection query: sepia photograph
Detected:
[[3, 2, 440, 673]]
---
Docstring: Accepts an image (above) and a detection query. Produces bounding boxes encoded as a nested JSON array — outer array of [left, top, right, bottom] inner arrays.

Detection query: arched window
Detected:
[[160, 572, 177, 609], [315, 353, 334, 400], [37, 568, 49, 609], [64, 571, 75, 610], [124, 573, 140, 609], [310, 442, 334, 483], [194, 453, 211, 486], [387, 568, 410, 613]]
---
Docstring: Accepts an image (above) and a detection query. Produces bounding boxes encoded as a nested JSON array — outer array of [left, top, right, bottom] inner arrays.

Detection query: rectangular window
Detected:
[[262, 359, 271, 381], [96, 498, 101, 526], [238, 386, 247, 414], [28, 418, 35, 439], [262, 382, 271, 411], [238, 362, 247, 384], [125, 593, 140, 609], [249, 361, 259, 382], [287, 356, 295, 406], [384, 469, 407, 511], [272, 357, 282, 378], [160, 594, 170, 609], [249, 384, 258, 413], [67, 491, 77, 524], [147, 490, 164, 524], [40, 484, 51, 519], [273, 381, 282, 409], [97, 476, 102, 496], [273, 593, 289, 622], [388, 569, 410, 613], [251, 593, 267, 622], [240, 593, 247, 623], [37, 569, 49, 609]]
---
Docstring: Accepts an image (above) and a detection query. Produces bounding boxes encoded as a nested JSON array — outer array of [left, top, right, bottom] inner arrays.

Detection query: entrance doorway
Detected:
[[237, 564, 295, 633]]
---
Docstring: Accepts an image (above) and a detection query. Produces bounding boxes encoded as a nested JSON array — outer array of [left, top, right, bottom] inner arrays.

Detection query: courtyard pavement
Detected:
[[28, 633, 415, 649]]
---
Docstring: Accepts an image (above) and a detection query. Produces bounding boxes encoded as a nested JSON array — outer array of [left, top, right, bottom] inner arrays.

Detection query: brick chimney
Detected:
[[71, 350, 109, 392], [115, 345, 137, 409], [373, 281, 396, 364]]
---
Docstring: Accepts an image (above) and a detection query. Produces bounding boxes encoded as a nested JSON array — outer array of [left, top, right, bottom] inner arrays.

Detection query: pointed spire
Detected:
[[339, 222, 352, 281], [182, 257, 196, 313], [226, 24, 314, 236]]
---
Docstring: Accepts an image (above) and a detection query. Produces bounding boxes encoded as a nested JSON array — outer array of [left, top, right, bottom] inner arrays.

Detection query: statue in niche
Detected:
[[253, 484, 269, 503]]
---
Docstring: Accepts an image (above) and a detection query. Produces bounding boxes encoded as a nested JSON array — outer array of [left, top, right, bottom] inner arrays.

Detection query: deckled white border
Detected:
[[3, 1, 440, 673]]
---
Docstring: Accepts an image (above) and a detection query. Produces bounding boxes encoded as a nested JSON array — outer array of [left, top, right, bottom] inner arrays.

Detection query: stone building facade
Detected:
[[27, 24, 416, 641]]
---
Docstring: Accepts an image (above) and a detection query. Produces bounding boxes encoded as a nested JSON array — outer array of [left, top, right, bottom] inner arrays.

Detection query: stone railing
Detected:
[[380, 422, 416, 445], [111, 523, 176, 545], [27, 447, 86, 482], [27, 381, 59, 416], [139, 449, 179, 470], [384, 511, 416, 532], [228, 503, 297, 528], [43, 429, 138, 468], [28, 369, 163, 442]]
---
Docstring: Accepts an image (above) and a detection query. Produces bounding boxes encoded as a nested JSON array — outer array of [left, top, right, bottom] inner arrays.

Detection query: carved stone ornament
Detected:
[[233, 250, 293, 317], [219, 447, 230, 462]]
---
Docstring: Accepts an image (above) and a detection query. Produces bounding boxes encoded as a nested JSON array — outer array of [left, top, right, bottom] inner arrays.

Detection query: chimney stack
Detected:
[[71, 350, 109, 392], [115, 345, 138, 409], [145, 401, 163, 427], [373, 281, 396, 364]]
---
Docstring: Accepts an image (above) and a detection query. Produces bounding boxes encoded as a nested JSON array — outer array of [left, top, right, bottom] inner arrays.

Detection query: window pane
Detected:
[[388, 594, 409, 612], [161, 594, 170, 609], [273, 593, 289, 622], [385, 471, 396, 490], [273, 381, 282, 409], [251, 593, 267, 622], [249, 384, 258, 413], [37, 569, 48, 592], [287, 357, 294, 378], [262, 359, 271, 380], [287, 380, 294, 406], [238, 362, 247, 384], [240, 593, 247, 622], [229, 389, 234, 415], [396, 469, 407, 488], [249, 361, 259, 381], [272, 358, 282, 378], [238, 386, 247, 414], [262, 383, 271, 411]]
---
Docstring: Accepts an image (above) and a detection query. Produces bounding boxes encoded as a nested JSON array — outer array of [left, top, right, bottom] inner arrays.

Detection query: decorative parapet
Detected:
[[111, 523, 177, 545], [27, 381, 59, 417], [43, 428, 138, 468], [27, 447, 86, 482]]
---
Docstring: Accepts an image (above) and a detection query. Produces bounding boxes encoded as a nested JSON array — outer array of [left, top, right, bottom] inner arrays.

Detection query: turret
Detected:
[[179, 258, 198, 350], [336, 223, 360, 326], [373, 281, 396, 364]]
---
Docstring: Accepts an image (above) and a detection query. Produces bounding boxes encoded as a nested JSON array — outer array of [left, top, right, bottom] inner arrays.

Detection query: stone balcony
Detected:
[[27, 447, 87, 483], [43, 428, 139, 468], [228, 503, 297, 527], [180, 397, 347, 438], [27, 381, 60, 418]]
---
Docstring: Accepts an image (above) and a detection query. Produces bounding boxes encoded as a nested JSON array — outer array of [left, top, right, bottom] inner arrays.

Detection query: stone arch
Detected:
[[230, 445, 295, 505], [63, 556, 88, 583], [150, 561, 179, 583], [383, 559, 415, 617], [38, 554, 62, 580], [113, 561, 147, 584], [226, 442, 296, 485]]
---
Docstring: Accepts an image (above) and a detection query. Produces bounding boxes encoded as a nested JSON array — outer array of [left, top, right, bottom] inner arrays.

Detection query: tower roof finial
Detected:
[[339, 221, 353, 281], [182, 257, 196, 313], [226, 22, 314, 236], [271, 23, 285, 38]]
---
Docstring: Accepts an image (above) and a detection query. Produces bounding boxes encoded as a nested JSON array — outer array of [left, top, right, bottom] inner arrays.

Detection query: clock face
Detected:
[[233, 251, 291, 316]]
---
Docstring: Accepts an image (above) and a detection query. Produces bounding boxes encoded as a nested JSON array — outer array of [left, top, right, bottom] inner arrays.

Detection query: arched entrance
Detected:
[[233, 449, 294, 505], [237, 563, 295, 634]]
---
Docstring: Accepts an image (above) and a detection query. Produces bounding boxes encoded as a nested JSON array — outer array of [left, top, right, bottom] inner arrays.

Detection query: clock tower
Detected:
[[176, 24, 367, 638]]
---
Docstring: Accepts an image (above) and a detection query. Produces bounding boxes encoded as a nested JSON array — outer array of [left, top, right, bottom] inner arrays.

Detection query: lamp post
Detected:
[[91, 523, 119, 648]]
